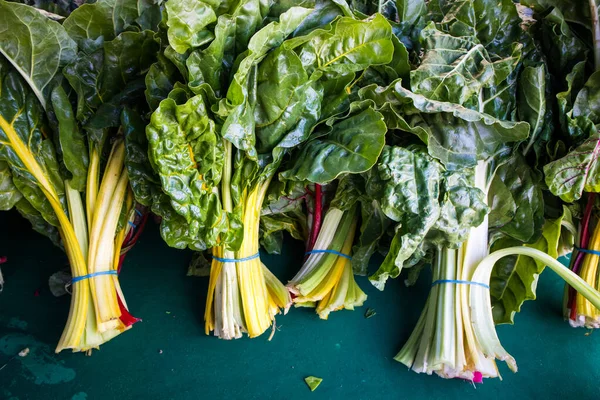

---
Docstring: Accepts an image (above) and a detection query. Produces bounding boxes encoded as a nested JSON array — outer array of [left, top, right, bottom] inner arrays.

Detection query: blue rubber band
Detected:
[[305, 249, 352, 260], [431, 279, 489, 289], [128, 221, 137, 228], [213, 252, 260, 263], [575, 246, 600, 256], [71, 270, 118, 283], [135, 209, 143, 217]]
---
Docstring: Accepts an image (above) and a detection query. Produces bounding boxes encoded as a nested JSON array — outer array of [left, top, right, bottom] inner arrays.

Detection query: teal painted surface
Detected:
[[0, 210, 599, 399]]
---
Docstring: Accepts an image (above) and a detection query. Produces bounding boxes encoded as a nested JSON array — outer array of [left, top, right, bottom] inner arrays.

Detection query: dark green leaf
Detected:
[[0, 161, 22, 210], [0, 1, 77, 109], [544, 134, 600, 202], [280, 105, 386, 184], [359, 79, 530, 169], [63, 0, 161, 45], [51, 86, 88, 191], [489, 154, 544, 242]]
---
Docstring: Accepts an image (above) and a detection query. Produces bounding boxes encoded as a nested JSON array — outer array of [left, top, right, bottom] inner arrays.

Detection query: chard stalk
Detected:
[[87, 140, 127, 330], [471, 246, 600, 368]]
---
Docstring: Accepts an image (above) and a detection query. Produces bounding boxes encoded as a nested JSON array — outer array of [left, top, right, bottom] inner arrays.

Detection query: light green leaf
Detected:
[[146, 91, 226, 248], [304, 376, 323, 391], [368, 146, 442, 290], [165, 0, 218, 54]]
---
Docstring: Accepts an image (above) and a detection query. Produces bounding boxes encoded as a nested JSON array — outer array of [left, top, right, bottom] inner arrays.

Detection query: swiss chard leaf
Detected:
[[0, 1, 77, 109], [410, 24, 521, 113], [368, 145, 443, 290], [544, 134, 600, 202], [51, 86, 88, 191], [280, 105, 387, 184], [146, 90, 227, 248], [63, 0, 162, 45], [164, 0, 218, 54], [0, 61, 67, 227], [488, 153, 545, 243], [0, 161, 22, 210], [64, 30, 159, 124], [122, 107, 159, 207], [359, 79, 530, 169]]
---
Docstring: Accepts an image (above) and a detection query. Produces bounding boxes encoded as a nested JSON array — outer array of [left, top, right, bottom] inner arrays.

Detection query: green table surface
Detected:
[[1, 209, 599, 400]]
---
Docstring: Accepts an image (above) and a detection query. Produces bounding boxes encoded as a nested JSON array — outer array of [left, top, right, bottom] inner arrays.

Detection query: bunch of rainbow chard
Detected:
[[140, 0, 397, 337], [0, 0, 159, 352], [518, 0, 600, 328], [338, 0, 600, 380]]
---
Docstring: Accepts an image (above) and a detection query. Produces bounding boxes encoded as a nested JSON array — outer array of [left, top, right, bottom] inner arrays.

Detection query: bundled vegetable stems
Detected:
[[537, 0, 600, 328], [288, 185, 367, 319], [205, 143, 291, 339], [0, 0, 156, 351], [564, 195, 600, 328], [396, 162, 600, 380], [59, 139, 138, 352], [395, 162, 508, 380]]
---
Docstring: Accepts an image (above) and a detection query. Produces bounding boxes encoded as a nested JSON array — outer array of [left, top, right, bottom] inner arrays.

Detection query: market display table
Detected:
[[1, 211, 598, 399]]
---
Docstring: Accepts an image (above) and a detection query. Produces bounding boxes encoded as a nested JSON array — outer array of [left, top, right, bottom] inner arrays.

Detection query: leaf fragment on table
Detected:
[[304, 376, 323, 391]]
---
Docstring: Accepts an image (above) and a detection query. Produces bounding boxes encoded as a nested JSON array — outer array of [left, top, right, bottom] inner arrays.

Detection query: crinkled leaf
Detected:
[[410, 25, 521, 117], [432, 0, 523, 56], [572, 71, 600, 123], [164, 0, 218, 54], [260, 212, 308, 254], [0, 1, 77, 109], [533, 7, 588, 79], [352, 197, 391, 275], [123, 107, 160, 207], [427, 169, 488, 247], [368, 146, 443, 290], [146, 91, 227, 248], [187, 251, 211, 276], [220, 7, 314, 156], [145, 53, 182, 111], [359, 79, 530, 169], [64, 30, 159, 124], [287, 13, 394, 76], [151, 192, 208, 251], [521, 0, 591, 28]]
